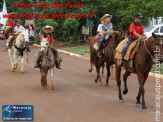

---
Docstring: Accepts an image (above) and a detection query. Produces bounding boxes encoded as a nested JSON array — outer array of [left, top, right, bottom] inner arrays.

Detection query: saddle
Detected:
[[93, 35, 112, 50], [115, 38, 144, 71]]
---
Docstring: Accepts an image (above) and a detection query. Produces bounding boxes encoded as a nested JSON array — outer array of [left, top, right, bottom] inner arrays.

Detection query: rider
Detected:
[[34, 25, 61, 69], [6, 20, 25, 49], [97, 17, 104, 37], [97, 14, 113, 56], [121, 13, 147, 64]]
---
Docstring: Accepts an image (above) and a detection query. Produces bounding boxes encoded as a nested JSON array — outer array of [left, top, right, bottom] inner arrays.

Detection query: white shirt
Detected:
[[14, 25, 25, 34], [29, 27, 35, 37], [97, 24, 103, 35]]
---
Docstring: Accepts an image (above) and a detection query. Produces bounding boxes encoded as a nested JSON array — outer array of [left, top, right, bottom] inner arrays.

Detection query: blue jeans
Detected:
[[121, 38, 136, 61], [98, 34, 106, 52]]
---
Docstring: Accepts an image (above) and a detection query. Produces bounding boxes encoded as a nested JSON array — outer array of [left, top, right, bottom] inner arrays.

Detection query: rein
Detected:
[[143, 37, 156, 62]]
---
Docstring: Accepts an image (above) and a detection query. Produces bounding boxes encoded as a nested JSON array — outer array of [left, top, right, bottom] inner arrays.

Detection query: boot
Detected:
[[56, 55, 62, 69], [34, 55, 41, 68]]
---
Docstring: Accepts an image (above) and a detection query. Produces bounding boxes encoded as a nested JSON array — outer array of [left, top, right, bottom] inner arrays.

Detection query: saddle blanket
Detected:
[[115, 38, 138, 61]]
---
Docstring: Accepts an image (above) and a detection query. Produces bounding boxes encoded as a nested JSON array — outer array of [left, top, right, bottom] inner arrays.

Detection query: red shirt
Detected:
[[7, 20, 14, 26], [40, 34, 54, 45], [129, 22, 144, 39]]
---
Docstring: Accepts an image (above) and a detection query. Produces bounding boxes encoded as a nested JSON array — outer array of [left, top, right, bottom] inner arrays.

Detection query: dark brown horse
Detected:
[[94, 31, 126, 86], [88, 37, 105, 76], [114, 33, 163, 109]]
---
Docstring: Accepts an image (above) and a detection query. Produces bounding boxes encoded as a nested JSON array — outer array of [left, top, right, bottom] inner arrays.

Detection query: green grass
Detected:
[[60, 45, 89, 55], [151, 63, 163, 74]]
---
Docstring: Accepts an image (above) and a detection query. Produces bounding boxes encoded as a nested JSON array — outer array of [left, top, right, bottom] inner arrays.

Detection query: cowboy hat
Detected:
[[43, 25, 54, 33], [102, 14, 112, 20]]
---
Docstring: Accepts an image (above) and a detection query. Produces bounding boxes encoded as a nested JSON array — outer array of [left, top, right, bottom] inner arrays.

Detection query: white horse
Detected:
[[7, 30, 29, 73]]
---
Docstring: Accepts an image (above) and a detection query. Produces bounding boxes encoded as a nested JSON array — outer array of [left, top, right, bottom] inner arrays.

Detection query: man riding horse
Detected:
[[34, 25, 62, 69]]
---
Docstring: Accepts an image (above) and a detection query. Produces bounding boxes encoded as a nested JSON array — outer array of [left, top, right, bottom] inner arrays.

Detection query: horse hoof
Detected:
[[50, 90, 54, 93], [105, 84, 109, 87], [142, 108, 147, 112], [99, 83, 103, 86], [136, 103, 141, 107], [21, 71, 24, 74], [88, 69, 93, 72], [94, 79, 98, 83], [142, 106, 147, 110], [122, 90, 128, 95], [12, 69, 15, 72], [118, 99, 124, 103]]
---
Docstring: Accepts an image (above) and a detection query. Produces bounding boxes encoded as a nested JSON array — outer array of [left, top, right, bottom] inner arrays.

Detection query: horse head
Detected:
[[114, 30, 126, 44], [40, 37, 50, 53], [19, 30, 29, 43], [152, 33, 163, 63]]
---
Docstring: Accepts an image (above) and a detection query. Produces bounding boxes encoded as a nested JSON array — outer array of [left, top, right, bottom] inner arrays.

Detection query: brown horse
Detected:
[[114, 33, 163, 109], [88, 37, 105, 76], [94, 31, 126, 86]]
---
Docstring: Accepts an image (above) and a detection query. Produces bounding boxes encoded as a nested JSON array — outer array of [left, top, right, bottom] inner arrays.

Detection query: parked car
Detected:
[[0, 25, 6, 40], [145, 24, 163, 39]]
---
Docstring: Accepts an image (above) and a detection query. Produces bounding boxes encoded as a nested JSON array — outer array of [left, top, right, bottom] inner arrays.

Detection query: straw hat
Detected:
[[102, 14, 112, 20], [43, 25, 54, 33]]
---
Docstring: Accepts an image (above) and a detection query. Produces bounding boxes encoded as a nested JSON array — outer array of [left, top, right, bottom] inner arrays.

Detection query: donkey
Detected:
[[37, 37, 62, 92], [114, 33, 163, 109], [7, 30, 29, 73]]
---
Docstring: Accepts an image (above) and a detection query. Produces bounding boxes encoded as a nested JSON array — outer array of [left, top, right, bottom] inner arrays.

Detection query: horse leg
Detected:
[[101, 63, 105, 76], [105, 63, 110, 87], [115, 64, 123, 102], [111, 65, 115, 79], [44, 72, 48, 88], [94, 62, 103, 85], [8, 49, 14, 72], [13, 52, 18, 70], [122, 71, 131, 95], [20, 53, 26, 73], [40, 69, 44, 87], [88, 60, 93, 72], [137, 73, 148, 109], [50, 68, 54, 92]]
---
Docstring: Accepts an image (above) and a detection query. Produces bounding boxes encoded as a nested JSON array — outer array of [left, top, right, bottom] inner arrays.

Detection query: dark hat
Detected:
[[134, 13, 143, 19]]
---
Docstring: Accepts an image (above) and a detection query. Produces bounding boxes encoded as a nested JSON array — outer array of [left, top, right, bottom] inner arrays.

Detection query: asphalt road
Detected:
[[0, 40, 162, 122]]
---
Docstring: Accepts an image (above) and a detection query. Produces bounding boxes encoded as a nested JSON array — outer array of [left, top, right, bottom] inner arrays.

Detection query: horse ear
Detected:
[[152, 33, 157, 38]]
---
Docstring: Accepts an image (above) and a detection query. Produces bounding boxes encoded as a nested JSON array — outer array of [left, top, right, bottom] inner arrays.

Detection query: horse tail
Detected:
[[89, 37, 96, 65]]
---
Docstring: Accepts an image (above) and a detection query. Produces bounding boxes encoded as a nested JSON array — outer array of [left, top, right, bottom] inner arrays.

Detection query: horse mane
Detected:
[[4, 26, 14, 35]]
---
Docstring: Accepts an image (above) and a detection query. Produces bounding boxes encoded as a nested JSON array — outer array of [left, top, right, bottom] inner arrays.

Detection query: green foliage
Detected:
[[62, 18, 79, 42], [1, 0, 163, 42]]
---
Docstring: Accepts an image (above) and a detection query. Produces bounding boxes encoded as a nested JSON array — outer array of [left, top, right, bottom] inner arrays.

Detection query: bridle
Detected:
[[144, 36, 163, 61]]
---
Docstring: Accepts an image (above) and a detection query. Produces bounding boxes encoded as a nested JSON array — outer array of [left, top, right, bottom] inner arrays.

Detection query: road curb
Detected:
[[32, 44, 163, 79]]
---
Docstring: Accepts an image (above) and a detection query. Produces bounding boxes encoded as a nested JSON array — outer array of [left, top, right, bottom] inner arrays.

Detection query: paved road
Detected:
[[0, 40, 162, 122]]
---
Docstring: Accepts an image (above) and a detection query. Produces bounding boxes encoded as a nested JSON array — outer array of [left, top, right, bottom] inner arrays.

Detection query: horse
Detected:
[[114, 33, 163, 109], [88, 37, 105, 76], [94, 31, 126, 86], [38, 37, 62, 92], [7, 29, 29, 73]]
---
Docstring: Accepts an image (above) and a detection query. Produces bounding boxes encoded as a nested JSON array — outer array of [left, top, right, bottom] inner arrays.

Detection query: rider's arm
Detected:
[[103, 30, 113, 34]]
